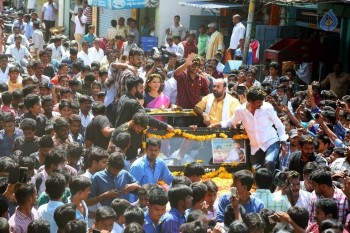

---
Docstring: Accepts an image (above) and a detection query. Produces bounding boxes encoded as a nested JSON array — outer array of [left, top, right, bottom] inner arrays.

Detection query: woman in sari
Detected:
[[143, 73, 170, 121]]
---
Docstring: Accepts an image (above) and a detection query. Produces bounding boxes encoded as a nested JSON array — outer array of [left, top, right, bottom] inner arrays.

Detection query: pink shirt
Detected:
[[9, 207, 39, 233]]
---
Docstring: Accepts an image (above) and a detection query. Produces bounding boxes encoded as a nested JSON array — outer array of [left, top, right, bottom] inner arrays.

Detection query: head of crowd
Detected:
[[0, 6, 350, 233]]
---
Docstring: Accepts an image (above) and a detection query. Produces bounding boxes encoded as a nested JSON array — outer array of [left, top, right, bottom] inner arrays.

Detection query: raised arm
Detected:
[[174, 53, 196, 77]]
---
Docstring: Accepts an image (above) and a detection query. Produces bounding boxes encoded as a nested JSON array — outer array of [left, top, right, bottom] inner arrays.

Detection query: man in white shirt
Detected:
[[32, 21, 44, 58], [0, 55, 13, 84], [78, 41, 91, 67], [167, 15, 187, 40], [5, 35, 32, 65], [88, 38, 104, 63], [41, 0, 58, 42], [7, 26, 30, 47], [213, 86, 288, 173], [106, 20, 118, 40], [229, 14, 246, 59], [31, 61, 50, 84], [74, 7, 87, 51], [165, 36, 177, 54], [46, 36, 64, 62]]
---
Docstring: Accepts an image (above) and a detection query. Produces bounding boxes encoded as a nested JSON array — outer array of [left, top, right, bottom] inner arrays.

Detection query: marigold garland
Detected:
[[147, 129, 230, 141], [233, 134, 249, 140]]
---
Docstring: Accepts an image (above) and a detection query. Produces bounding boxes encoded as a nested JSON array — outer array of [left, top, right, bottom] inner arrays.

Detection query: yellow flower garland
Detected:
[[147, 129, 230, 141]]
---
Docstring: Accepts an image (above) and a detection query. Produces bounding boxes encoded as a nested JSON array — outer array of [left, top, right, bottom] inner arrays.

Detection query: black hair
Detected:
[[111, 19, 117, 27], [303, 161, 319, 176], [70, 101, 80, 110], [22, 84, 37, 97], [234, 169, 254, 191], [18, 156, 34, 171], [224, 204, 235, 227], [108, 152, 125, 170], [299, 134, 315, 147], [111, 198, 131, 219], [95, 206, 116, 222], [190, 182, 207, 205], [44, 148, 66, 169], [20, 118, 36, 131], [183, 162, 205, 177], [69, 175, 91, 196], [126, 77, 144, 92], [310, 170, 333, 187], [315, 198, 338, 219], [69, 114, 81, 124], [124, 223, 144, 233], [85, 72, 95, 83], [41, 95, 53, 105], [45, 173, 66, 199], [228, 221, 249, 233], [65, 220, 87, 233], [168, 184, 193, 208], [187, 210, 206, 223], [172, 176, 192, 187], [132, 112, 149, 128], [1, 91, 12, 105], [58, 99, 70, 111], [99, 68, 108, 76], [146, 137, 161, 148], [246, 86, 266, 102], [87, 147, 109, 168], [0, 217, 9, 233], [53, 117, 69, 131], [91, 61, 100, 69], [111, 132, 131, 150], [124, 206, 144, 225], [27, 219, 50, 233], [254, 168, 273, 189], [0, 83, 8, 92], [55, 166, 72, 184], [182, 220, 207, 233], [259, 208, 276, 233], [24, 93, 40, 110], [202, 180, 218, 193], [67, 142, 82, 159], [1, 112, 14, 123], [53, 203, 76, 229], [129, 47, 144, 57], [91, 80, 102, 90], [243, 213, 266, 232], [12, 90, 23, 100], [269, 61, 279, 70], [91, 101, 106, 115], [319, 219, 344, 232], [0, 195, 9, 217], [317, 134, 331, 145], [15, 183, 35, 206], [287, 206, 309, 229], [148, 186, 168, 206]]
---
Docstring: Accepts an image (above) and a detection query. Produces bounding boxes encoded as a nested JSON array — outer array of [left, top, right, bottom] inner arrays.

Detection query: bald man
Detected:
[[194, 78, 240, 126], [229, 14, 246, 59]]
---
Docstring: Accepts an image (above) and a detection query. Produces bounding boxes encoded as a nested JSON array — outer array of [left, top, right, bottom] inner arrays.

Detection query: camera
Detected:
[[273, 170, 288, 187], [151, 46, 170, 65]]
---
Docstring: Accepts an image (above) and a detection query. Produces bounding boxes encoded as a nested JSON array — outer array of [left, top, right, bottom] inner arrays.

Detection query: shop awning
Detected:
[[179, 0, 245, 9], [89, 0, 158, 10]]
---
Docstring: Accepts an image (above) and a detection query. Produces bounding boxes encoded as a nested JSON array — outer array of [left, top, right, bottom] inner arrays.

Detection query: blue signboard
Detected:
[[88, 0, 158, 9], [320, 9, 338, 32]]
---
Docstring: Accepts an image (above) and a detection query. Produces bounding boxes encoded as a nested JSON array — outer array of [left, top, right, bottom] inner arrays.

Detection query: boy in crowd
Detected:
[[13, 118, 40, 157], [52, 117, 71, 147], [69, 176, 91, 224], [38, 173, 66, 233], [8, 184, 39, 233], [124, 206, 145, 227], [89, 152, 140, 206], [111, 198, 131, 233], [69, 114, 84, 147], [144, 186, 168, 233], [0, 112, 23, 157], [93, 206, 116, 232], [53, 204, 76, 233], [30, 135, 54, 169], [183, 162, 205, 182], [66, 143, 83, 172]]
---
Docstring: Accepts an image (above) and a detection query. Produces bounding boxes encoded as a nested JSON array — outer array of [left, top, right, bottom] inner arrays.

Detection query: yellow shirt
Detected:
[[195, 93, 240, 124], [116, 25, 129, 39], [7, 81, 22, 93]]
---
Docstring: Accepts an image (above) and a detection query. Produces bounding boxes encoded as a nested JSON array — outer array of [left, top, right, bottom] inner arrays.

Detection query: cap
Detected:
[[289, 129, 298, 138]]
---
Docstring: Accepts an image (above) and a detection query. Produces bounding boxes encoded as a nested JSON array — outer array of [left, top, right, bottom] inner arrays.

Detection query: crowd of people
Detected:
[[0, 1, 350, 233]]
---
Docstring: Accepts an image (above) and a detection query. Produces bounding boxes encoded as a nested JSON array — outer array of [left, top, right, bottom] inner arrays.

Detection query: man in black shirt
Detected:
[[111, 112, 148, 162], [21, 94, 49, 137], [288, 134, 327, 179], [85, 101, 114, 150], [114, 77, 173, 133]]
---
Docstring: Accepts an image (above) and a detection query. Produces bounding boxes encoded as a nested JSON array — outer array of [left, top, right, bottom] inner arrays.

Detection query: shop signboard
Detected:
[[88, 0, 158, 9]]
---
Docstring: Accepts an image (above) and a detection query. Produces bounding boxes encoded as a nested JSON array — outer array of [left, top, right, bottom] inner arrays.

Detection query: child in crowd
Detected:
[[7, 67, 22, 93], [111, 198, 131, 233], [69, 176, 90, 225]]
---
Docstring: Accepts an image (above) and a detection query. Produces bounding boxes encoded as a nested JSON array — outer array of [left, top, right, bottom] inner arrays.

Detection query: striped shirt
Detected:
[[84, 6, 92, 24], [309, 187, 348, 224], [8, 207, 39, 233]]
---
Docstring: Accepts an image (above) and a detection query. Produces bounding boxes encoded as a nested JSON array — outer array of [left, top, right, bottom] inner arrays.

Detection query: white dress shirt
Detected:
[[74, 15, 87, 34], [0, 65, 12, 84], [46, 43, 64, 62], [6, 34, 29, 47], [5, 45, 31, 62], [88, 47, 104, 63], [31, 74, 50, 84], [78, 50, 91, 67], [222, 102, 288, 155], [229, 22, 246, 49], [163, 77, 177, 105]]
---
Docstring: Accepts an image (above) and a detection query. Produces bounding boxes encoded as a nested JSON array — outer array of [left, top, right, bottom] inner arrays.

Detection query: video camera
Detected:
[[151, 46, 171, 65]]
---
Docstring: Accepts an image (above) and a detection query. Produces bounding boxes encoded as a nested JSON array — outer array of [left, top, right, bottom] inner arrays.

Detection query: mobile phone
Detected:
[[8, 166, 19, 184], [315, 113, 320, 119], [268, 215, 280, 224], [18, 167, 28, 184], [231, 187, 237, 196], [236, 86, 246, 95]]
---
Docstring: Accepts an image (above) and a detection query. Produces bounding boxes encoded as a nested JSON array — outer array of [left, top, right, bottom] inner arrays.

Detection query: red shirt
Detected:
[[174, 70, 209, 109], [183, 41, 198, 58]]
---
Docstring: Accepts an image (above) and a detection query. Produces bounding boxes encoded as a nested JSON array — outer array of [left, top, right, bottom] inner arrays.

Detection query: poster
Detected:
[[89, 0, 158, 9], [212, 138, 246, 164]]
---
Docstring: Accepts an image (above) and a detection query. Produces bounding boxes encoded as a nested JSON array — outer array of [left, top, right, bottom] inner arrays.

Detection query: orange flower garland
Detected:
[[147, 129, 230, 141]]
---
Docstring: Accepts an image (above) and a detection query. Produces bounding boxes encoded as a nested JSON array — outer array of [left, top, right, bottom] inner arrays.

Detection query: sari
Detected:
[[144, 92, 170, 122]]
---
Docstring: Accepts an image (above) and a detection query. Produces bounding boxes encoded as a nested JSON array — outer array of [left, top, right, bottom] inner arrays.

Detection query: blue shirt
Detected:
[[144, 209, 161, 233], [130, 156, 174, 186], [24, 22, 34, 39], [90, 169, 139, 205], [159, 208, 186, 233], [216, 193, 265, 222], [0, 128, 23, 157], [37, 200, 64, 233], [83, 33, 97, 45]]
